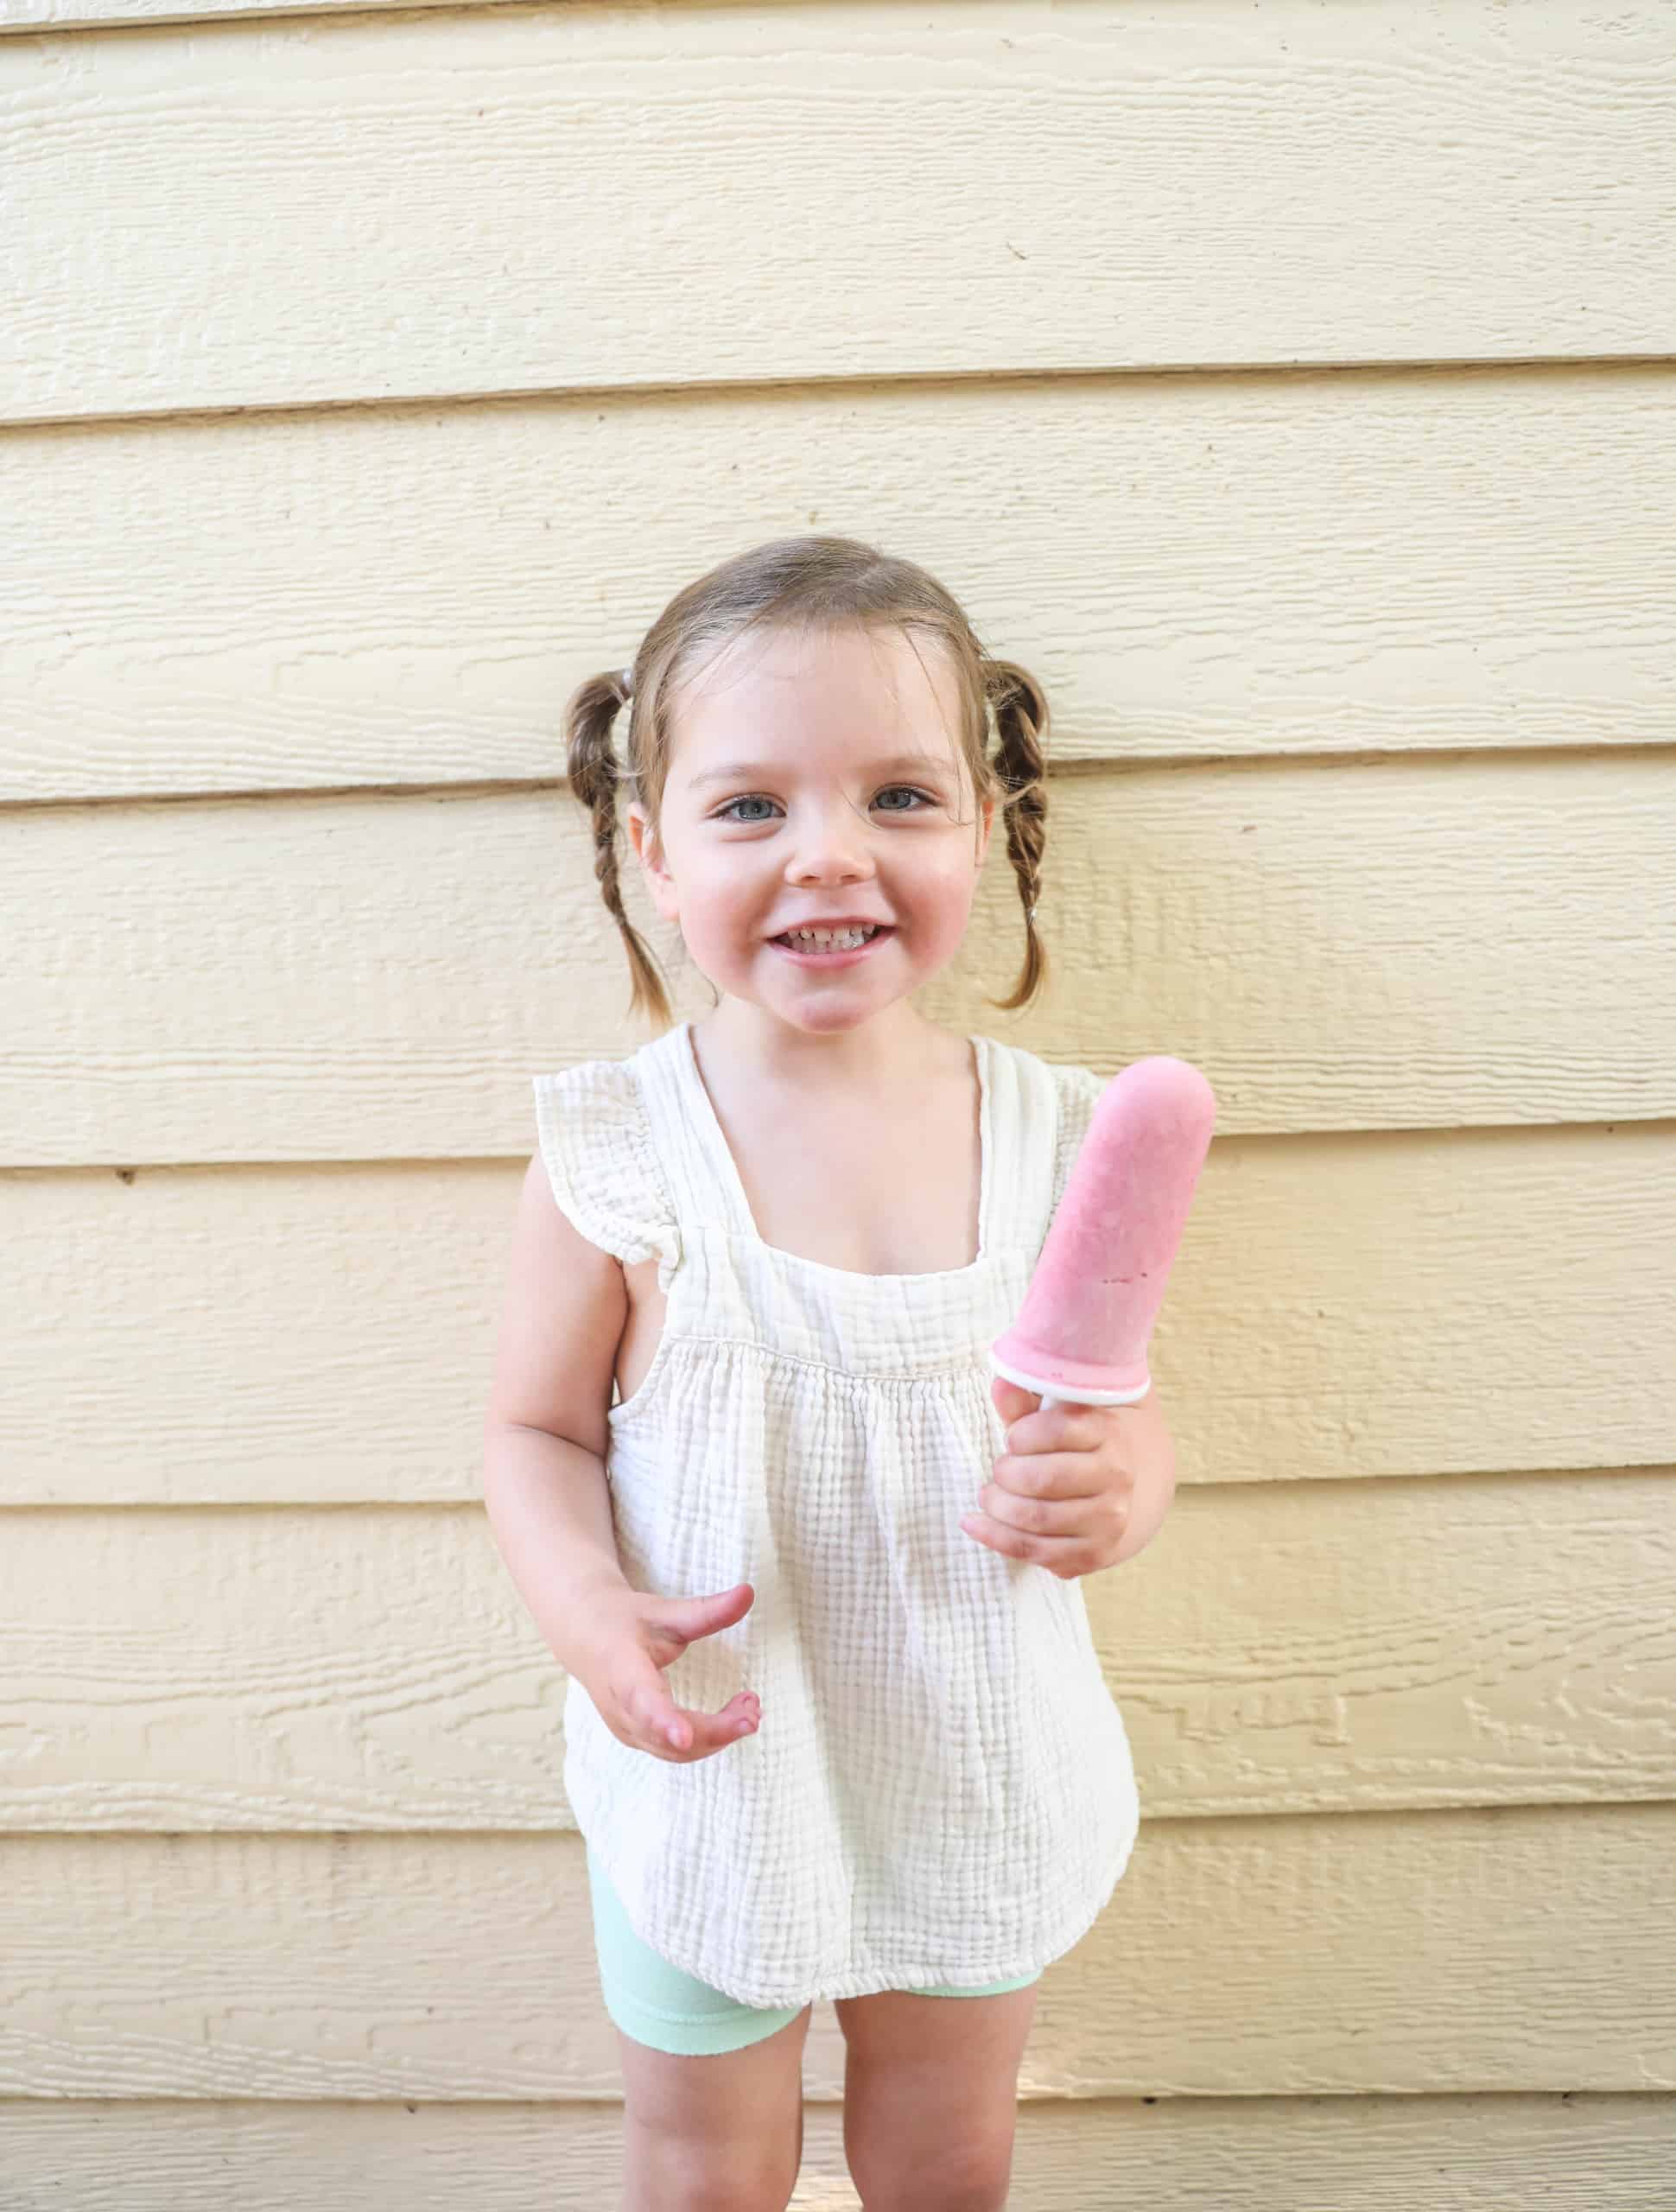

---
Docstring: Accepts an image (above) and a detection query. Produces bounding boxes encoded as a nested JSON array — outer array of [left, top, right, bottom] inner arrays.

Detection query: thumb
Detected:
[[990, 1376, 1042, 1433], [649, 1580, 756, 1645]]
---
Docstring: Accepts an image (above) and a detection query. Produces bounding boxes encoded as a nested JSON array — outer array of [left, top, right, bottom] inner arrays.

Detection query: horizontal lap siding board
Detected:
[[9, 0, 1674, 2193], [3, 755, 1673, 1173], [4, 1473, 1675, 1829], [3, 2098, 1676, 2212], [2, 1815, 1673, 2097], [6, 0, 478, 20], [4, 0, 1676, 422], [8, 365, 1676, 804], [3, 1124, 1674, 1507]]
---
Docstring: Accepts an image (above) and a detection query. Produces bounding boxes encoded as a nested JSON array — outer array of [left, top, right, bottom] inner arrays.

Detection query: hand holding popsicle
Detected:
[[960, 1057, 1215, 1577], [965, 1373, 1178, 1575]]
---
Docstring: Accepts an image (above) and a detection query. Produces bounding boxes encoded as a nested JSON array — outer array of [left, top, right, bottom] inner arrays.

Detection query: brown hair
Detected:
[[562, 533, 1051, 1031]]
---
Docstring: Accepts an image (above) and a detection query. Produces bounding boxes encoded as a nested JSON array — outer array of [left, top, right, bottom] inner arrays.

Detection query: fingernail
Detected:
[[666, 1724, 684, 1747]]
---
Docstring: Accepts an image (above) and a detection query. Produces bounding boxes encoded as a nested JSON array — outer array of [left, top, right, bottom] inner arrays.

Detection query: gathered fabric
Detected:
[[531, 1019, 1140, 2009]]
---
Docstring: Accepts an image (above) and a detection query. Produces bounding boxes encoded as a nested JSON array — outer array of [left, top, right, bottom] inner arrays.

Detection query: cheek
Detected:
[[911, 852, 982, 927], [690, 874, 770, 952]]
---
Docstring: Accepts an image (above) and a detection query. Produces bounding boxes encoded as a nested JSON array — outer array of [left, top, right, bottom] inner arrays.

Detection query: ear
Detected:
[[626, 804, 679, 924]]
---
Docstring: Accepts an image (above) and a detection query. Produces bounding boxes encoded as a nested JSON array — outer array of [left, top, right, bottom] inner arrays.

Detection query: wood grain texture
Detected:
[[2, 1811, 1671, 2099], [8, 365, 1676, 802], [3, 1473, 1673, 1830], [3, 1120, 1672, 1508], [3, 2091, 1674, 2211], [6, 0, 1676, 422], [7, 0, 1674, 2180], [3, 0, 506, 21], [3, 753, 1673, 1173]]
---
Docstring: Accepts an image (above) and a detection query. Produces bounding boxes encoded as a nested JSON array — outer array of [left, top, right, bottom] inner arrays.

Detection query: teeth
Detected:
[[783, 925, 879, 950]]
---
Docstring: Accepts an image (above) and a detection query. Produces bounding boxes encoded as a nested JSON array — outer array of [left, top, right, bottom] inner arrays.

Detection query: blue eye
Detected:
[[714, 786, 934, 823]]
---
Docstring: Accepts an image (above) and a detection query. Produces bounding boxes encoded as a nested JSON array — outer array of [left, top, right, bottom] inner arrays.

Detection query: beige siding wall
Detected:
[[3, 0, 1673, 2199]]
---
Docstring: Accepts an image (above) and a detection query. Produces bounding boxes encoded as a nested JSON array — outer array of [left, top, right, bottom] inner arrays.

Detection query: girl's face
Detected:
[[627, 623, 994, 1036]]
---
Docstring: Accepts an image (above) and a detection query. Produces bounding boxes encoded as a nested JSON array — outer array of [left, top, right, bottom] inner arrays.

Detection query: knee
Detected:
[[855, 2139, 1014, 2212], [626, 2137, 798, 2212], [687, 2174, 796, 2212]]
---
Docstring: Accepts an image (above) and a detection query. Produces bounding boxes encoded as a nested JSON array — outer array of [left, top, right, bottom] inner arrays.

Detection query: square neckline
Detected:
[[674, 1018, 994, 1283]]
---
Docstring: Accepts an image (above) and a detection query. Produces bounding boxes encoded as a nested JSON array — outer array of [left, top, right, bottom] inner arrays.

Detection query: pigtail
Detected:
[[562, 666, 675, 1031], [983, 657, 1051, 1014]]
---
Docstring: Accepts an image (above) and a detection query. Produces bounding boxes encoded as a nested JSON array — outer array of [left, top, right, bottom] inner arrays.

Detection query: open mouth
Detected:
[[770, 925, 893, 961]]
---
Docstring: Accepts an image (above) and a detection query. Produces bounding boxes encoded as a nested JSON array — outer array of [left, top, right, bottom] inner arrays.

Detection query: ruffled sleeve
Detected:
[[530, 1060, 682, 1292], [1047, 1060, 1110, 1220]]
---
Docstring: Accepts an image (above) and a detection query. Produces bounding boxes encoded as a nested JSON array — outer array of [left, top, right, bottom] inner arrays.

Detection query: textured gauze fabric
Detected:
[[530, 1017, 1140, 2008]]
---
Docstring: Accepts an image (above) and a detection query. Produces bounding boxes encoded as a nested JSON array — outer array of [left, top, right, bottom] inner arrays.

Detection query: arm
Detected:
[[479, 1153, 633, 1679], [480, 1152, 762, 1761]]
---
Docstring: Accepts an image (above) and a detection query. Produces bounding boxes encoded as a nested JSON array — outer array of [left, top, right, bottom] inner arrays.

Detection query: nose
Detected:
[[784, 799, 877, 886]]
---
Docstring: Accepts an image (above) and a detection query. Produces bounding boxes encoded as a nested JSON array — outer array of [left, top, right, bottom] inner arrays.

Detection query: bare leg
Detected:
[[616, 2003, 814, 2212], [835, 1984, 1039, 2211]]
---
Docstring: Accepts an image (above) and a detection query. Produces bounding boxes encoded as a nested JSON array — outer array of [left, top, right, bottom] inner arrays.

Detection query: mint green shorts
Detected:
[[585, 1842, 1040, 2056]]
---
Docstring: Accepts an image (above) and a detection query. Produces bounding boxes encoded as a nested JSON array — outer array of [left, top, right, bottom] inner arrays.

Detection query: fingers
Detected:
[[591, 1586, 762, 1762], [1000, 1402, 1108, 1459], [989, 1376, 1043, 1431], [659, 1689, 761, 1763], [611, 1663, 760, 1764]]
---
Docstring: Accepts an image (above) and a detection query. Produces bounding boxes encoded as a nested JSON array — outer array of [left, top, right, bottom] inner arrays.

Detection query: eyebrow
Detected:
[[689, 753, 949, 791]]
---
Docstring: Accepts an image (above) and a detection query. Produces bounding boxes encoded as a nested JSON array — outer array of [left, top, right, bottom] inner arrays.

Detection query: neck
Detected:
[[695, 999, 952, 1092]]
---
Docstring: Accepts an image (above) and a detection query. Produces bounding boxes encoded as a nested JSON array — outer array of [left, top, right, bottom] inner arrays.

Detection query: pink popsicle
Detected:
[[991, 1056, 1216, 1408]]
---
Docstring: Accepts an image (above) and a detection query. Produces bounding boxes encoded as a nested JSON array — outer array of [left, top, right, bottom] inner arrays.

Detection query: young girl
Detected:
[[481, 535, 1178, 2212]]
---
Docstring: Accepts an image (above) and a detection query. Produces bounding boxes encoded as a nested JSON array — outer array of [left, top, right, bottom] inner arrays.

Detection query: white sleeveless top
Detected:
[[531, 1018, 1140, 2008]]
